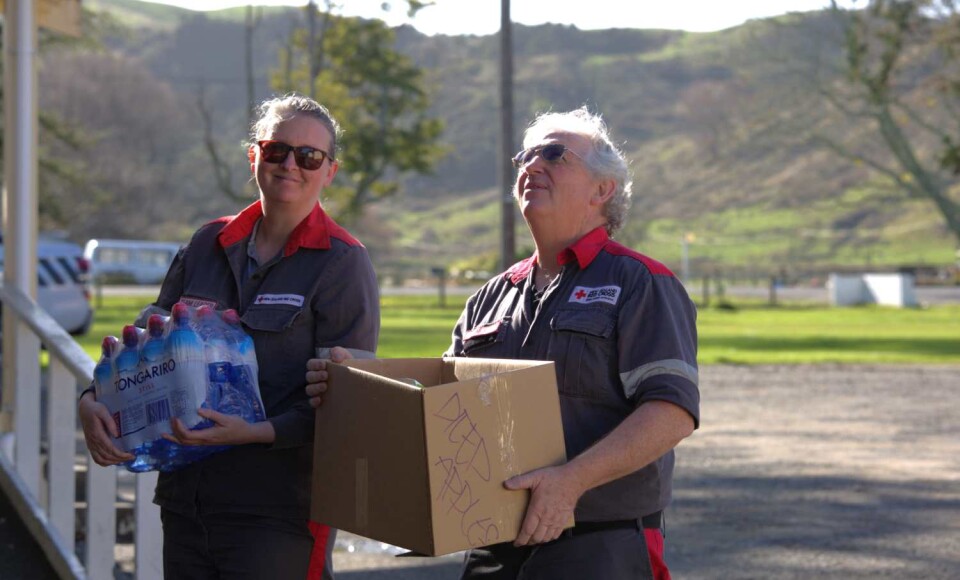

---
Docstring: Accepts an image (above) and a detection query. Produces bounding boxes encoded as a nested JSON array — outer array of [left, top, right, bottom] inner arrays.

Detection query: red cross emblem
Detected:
[[575, 289, 587, 300]]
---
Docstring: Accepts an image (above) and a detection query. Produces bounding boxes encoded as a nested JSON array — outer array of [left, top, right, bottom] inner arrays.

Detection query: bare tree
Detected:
[[198, 86, 248, 202], [819, 0, 960, 245], [195, 3, 263, 201], [39, 50, 206, 240]]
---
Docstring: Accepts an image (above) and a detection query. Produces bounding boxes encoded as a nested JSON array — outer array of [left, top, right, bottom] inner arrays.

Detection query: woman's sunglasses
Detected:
[[257, 140, 332, 171], [511, 143, 583, 168]]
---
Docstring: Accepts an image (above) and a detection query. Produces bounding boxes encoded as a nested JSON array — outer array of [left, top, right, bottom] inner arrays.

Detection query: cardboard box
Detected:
[[310, 357, 569, 556]]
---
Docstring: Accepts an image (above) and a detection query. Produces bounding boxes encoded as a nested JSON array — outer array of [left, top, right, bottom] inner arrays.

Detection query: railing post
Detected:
[[46, 358, 76, 548], [13, 329, 42, 498], [135, 472, 162, 580], [85, 460, 117, 580]]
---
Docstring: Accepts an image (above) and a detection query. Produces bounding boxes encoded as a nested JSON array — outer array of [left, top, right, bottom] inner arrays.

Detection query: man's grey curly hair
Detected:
[[521, 106, 633, 235]]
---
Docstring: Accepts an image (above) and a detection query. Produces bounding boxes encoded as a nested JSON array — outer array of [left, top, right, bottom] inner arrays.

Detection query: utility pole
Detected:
[[499, 0, 515, 271], [245, 4, 256, 126], [307, 0, 317, 99]]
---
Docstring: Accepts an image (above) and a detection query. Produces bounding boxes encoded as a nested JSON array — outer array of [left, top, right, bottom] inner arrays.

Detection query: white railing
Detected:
[[0, 284, 161, 579]]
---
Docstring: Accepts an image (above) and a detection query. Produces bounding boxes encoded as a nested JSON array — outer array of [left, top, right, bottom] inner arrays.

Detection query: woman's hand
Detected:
[[305, 346, 353, 408], [162, 408, 275, 446], [79, 393, 135, 466]]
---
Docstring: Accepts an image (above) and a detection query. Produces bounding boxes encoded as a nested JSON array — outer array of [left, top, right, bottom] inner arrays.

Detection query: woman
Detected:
[[79, 94, 379, 579], [306, 107, 698, 580]]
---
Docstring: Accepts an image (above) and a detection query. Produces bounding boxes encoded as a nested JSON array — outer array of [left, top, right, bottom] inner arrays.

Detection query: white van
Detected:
[[83, 239, 181, 285], [0, 234, 93, 335]]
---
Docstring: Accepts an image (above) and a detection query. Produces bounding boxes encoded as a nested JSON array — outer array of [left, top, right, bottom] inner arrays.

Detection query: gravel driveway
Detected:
[[666, 364, 959, 579], [333, 364, 960, 579]]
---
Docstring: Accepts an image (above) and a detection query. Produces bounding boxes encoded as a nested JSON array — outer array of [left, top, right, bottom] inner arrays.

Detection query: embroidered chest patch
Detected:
[[253, 293, 305, 307], [568, 285, 621, 306]]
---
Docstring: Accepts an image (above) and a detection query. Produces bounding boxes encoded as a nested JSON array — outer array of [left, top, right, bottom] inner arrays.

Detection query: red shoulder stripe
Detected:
[[603, 242, 676, 277], [324, 215, 364, 248]]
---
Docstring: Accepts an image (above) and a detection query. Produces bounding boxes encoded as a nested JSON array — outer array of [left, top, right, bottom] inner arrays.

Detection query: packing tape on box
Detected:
[[477, 374, 493, 406], [479, 374, 517, 476]]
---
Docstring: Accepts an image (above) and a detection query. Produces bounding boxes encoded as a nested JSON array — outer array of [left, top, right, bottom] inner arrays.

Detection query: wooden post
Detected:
[[498, 0, 515, 271], [432, 267, 446, 308]]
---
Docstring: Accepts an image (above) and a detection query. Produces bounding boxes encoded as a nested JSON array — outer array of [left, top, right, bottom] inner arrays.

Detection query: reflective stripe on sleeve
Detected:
[[621, 359, 699, 399]]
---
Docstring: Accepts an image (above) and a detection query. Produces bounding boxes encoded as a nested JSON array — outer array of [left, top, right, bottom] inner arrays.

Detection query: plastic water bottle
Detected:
[[196, 306, 231, 418], [221, 309, 264, 422], [121, 314, 172, 472], [109, 325, 147, 472], [93, 336, 121, 448], [140, 314, 166, 365], [136, 325, 178, 473], [115, 325, 142, 377], [154, 303, 207, 469], [164, 303, 206, 427], [93, 336, 119, 400], [113, 325, 144, 433]]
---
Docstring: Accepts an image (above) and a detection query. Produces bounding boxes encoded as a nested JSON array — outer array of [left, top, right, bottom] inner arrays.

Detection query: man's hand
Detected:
[[504, 401, 695, 546], [161, 408, 274, 446], [79, 393, 135, 466], [505, 464, 584, 546], [305, 346, 353, 408]]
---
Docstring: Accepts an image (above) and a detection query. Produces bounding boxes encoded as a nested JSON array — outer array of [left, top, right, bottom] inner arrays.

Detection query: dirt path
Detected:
[[333, 364, 960, 579]]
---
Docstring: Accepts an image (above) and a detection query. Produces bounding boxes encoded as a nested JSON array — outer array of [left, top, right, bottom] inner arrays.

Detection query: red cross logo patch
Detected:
[[568, 285, 621, 305]]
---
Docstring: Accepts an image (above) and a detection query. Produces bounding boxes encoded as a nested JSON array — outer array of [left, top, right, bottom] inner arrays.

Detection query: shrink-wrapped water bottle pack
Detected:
[[94, 302, 265, 472]]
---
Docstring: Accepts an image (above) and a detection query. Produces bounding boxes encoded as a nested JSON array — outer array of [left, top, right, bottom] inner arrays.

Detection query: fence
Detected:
[[0, 283, 161, 579]]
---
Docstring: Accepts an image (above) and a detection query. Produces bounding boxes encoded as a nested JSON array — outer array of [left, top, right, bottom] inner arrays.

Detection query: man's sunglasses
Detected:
[[257, 140, 332, 171], [511, 143, 583, 168]]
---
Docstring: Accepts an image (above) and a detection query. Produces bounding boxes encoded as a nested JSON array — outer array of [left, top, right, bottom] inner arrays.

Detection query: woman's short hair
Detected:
[[250, 94, 342, 158], [522, 106, 633, 235]]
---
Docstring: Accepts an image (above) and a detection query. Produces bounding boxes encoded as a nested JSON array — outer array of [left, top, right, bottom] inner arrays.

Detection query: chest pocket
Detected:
[[549, 308, 618, 401], [241, 306, 304, 390], [242, 306, 301, 333], [462, 319, 506, 355], [551, 308, 616, 337]]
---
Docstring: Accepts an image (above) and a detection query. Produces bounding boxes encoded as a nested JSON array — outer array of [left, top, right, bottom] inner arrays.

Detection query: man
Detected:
[[307, 107, 698, 579]]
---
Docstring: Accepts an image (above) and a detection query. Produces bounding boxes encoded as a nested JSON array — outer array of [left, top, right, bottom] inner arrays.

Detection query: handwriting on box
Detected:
[[432, 392, 501, 547]]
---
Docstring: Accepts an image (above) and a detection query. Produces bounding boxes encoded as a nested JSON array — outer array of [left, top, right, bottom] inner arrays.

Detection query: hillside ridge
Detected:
[[67, 1, 958, 275]]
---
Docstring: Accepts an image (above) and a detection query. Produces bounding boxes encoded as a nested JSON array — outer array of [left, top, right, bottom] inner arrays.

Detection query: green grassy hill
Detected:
[[75, 2, 960, 277]]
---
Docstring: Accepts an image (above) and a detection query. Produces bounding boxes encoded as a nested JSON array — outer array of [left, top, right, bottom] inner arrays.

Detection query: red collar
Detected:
[[505, 256, 538, 285], [558, 227, 609, 270], [505, 227, 610, 284], [216, 201, 335, 257]]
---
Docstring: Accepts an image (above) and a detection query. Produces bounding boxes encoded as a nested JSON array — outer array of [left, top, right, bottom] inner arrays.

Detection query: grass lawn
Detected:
[[697, 302, 960, 364], [78, 294, 960, 365]]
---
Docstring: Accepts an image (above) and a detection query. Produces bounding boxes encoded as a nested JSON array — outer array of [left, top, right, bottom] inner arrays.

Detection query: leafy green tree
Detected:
[[823, 0, 960, 246], [273, 7, 444, 219]]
